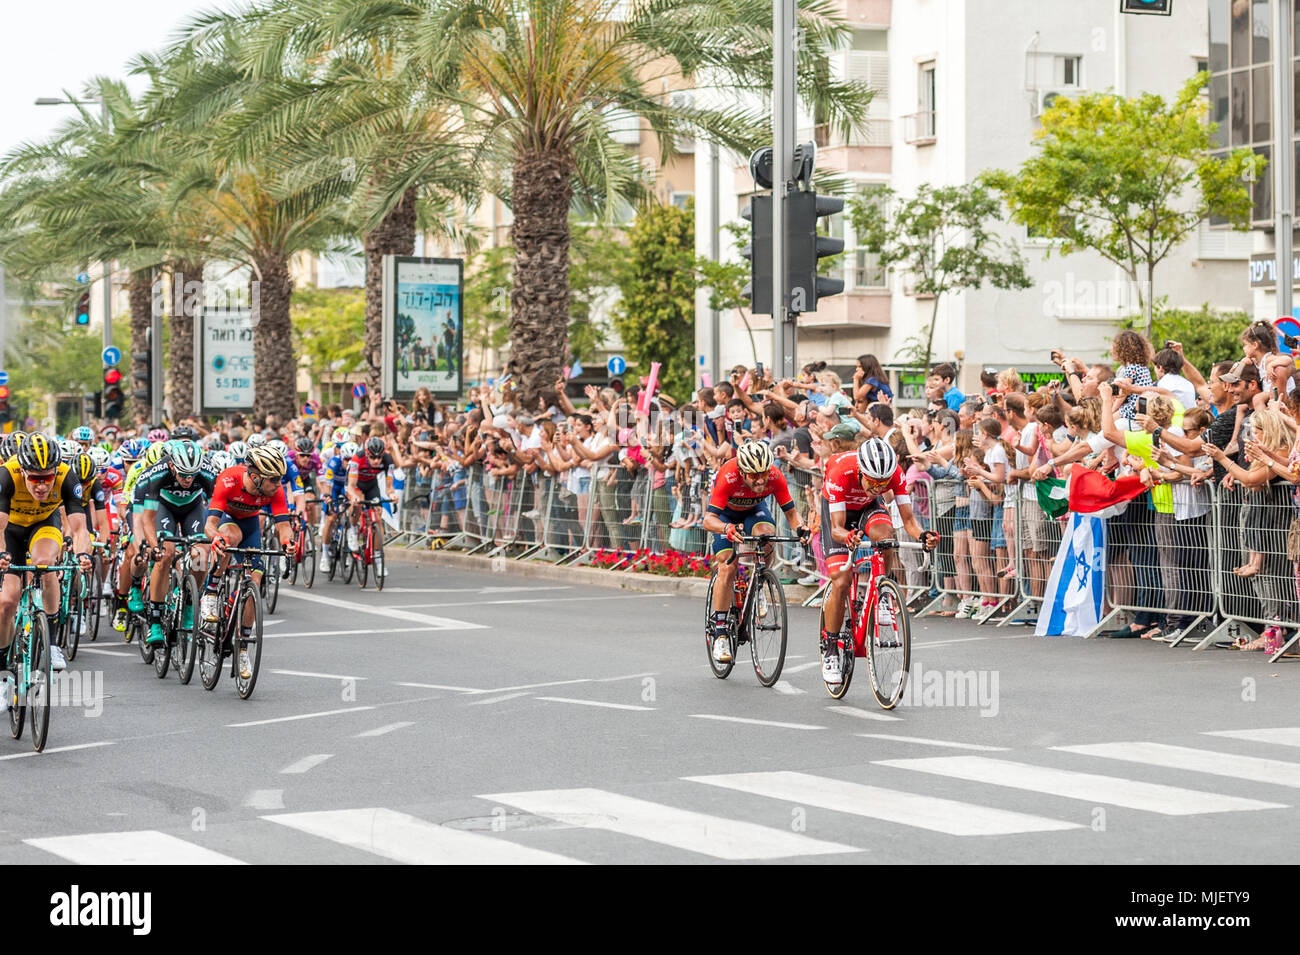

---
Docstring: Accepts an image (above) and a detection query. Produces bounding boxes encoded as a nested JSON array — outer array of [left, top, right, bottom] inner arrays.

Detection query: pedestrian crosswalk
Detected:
[[21, 728, 1300, 864]]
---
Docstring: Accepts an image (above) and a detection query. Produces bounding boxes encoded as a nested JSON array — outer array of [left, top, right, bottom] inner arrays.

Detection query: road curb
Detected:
[[385, 546, 821, 603]]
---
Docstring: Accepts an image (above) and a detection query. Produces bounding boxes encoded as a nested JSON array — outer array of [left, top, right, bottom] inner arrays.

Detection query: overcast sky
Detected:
[[1, 0, 244, 158]]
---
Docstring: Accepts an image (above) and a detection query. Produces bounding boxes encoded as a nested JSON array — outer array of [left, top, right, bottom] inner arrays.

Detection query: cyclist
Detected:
[[203, 445, 296, 680], [319, 440, 357, 574], [819, 437, 938, 685], [71, 426, 96, 453], [111, 439, 160, 632], [700, 441, 809, 665], [293, 436, 323, 527], [134, 440, 216, 645], [344, 436, 400, 561], [0, 435, 94, 675]]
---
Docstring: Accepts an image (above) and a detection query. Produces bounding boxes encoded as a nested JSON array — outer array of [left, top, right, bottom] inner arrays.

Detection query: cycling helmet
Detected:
[[17, 433, 60, 472], [735, 441, 774, 474], [295, 436, 315, 453], [0, 433, 21, 461], [59, 438, 81, 460], [72, 426, 95, 443], [170, 425, 199, 441], [228, 440, 248, 462], [144, 443, 168, 467], [269, 439, 289, 456], [247, 433, 268, 448], [857, 437, 898, 481], [120, 438, 148, 461], [246, 445, 287, 477], [332, 427, 350, 445], [209, 450, 235, 472], [74, 452, 95, 483], [147, 427, 169, 442], [203, 434, 225, 451], [364, 436, 386, 457], [101, 468, 124, 492], [89, 447, 110, 471], [340, 441, 359, 460], [169, 440, 204, 475]]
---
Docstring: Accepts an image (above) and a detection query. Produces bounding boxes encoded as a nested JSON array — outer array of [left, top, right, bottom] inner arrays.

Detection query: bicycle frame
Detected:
[[846, 544, 890, 658]]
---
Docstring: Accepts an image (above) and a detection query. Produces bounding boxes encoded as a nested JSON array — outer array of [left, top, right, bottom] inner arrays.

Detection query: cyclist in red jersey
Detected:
[[201, 447, 296, 680], [700, 442, 809, 664], [820, 437, 937, 683]]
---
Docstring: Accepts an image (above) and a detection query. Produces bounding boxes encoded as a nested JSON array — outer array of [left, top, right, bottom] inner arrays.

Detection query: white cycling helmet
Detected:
[[228, 440, 248, 462], [88, 447, 110, 471], [340, 441, 360, 460], [209, 450, 235, 472], [856, 437, 897, 481]]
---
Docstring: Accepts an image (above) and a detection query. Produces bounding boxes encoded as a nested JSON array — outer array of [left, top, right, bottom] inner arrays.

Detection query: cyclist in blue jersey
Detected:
[[319, 441, 357, 574]]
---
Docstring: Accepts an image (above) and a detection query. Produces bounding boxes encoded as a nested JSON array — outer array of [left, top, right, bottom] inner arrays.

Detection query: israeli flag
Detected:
[[1036, 512, 1107, 637]]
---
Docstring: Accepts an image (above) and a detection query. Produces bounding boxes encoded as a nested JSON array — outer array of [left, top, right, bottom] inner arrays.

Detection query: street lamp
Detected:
[[35, 96, 113, 352]]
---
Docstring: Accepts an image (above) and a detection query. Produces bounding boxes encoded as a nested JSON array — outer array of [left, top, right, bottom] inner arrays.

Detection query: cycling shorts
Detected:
[[820, 496, 893, 574], [157, 500, 207, 543], [211, 512, 264, 570], [710, 503, 776, 556], [3, 513, 63, 574]]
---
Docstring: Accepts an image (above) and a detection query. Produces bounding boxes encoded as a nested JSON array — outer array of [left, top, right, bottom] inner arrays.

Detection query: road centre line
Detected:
[[690, 714, 825, 731], [824, 706, 904, 723], [353, 722, 416, 737], [266, 626, 447, 639], [467, 692, 531, 706], [276, 589, 488, 630], [772, 683, 805, 696], [396, 594, 663, 609], [281, 754, 334, 774], [271, 669, 367, 681], [0, 741, 116, 761], [536, 697, 655, 711], [855, 734, 1009, 751], [227, 706, 375, 728]]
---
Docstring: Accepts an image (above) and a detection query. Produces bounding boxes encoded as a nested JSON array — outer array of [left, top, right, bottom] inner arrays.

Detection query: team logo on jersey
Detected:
[[73, 483, 83, 498], [826, 480, 843, 493]]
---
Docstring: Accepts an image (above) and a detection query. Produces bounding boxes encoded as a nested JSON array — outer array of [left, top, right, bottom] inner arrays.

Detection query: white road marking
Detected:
[[475, 678, 594, 694], [353, 722, 415, 737], [263, 808, 582, 864], [263, 619, 286, 626], [537, 697, 655, 711], [396, 682, 481, 693], [0, 741, 115, 761], [27, 830, 246, 865], [877, 756, 1287, 815], [467, 692, 531, 706], [280, 754, 334, 774], [277, 589, 488, 630], [1055, 742, 1300, 789], [266, 626, 448, 639], [271, 669, 367, 681], [772, 682, 805, 695], [399, 594, 662, 609], [783, 661, 822, 674], [690, 714, 825, 731], [825, 705, 904, 723], [482, 788, 857, 859], [856, 734, 1009, 752], [244, 789, 285, 810], [914, 637, 989, 647], [227, 706, 375, 728], [593, 672, 658, 683], [75, 647, 132, 657], [1203, 727, 1300, 749], [687, 771, 1079, 836], [380, 585, 566, 594]]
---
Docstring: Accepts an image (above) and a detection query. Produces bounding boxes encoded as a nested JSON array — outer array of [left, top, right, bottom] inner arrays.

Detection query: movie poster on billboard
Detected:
[[391, 257, 463, 397]]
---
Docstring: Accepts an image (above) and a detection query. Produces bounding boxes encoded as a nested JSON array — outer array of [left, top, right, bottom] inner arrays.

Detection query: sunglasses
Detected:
[[23, 471, 57, 485]]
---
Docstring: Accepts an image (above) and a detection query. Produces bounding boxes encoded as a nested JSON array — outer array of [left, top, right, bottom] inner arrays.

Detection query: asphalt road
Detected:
[[3, 557, 1297, 865]]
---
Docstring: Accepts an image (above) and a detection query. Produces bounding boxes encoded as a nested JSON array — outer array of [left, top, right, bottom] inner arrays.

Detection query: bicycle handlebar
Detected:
[[724, 534, 803, 566]]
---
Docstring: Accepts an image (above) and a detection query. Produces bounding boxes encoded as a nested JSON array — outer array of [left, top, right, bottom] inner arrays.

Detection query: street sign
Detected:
[[607, 356, 627, 376], [1276, 315, 1300, 356], [302, 403, 317, 418], [353, 382, 367, 400], [102, 347, 121, 367], [0, 370, 8, 386], [76, 271, 90, 285]]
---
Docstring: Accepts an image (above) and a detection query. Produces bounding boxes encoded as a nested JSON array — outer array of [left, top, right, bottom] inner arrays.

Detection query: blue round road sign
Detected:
[[76, 272, 90, 285], [353, 382, 367, 399], [102, 347, 122, 367], [607, 356, 627, 376], [0, 371, 7, 387]]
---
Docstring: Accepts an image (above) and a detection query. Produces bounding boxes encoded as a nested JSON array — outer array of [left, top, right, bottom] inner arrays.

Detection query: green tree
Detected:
[[850, 182, 1033, 371], [612, 200, 695, 403], [986, 74, 1264, 339], [291, 286, 365, 387], [1117, 303, 1250, 377]]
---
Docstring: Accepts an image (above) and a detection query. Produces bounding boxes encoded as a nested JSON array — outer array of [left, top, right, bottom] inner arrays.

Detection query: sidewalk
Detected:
[[386, 547, 821, 602]]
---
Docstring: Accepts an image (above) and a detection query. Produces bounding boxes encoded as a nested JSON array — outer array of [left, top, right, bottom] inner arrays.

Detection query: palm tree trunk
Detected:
[[168, 259, 203, 417], [364, 186, 418, 395], [129, 269, 154, 428], [252, 252, 296, 422], [508, 148, 573, 410]]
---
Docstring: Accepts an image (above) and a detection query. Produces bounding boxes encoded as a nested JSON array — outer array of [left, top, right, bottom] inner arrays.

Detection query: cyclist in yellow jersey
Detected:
[[0, 435, 94, 676]]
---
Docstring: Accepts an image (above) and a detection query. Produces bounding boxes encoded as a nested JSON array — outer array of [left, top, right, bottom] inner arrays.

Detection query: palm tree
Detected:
[[234, 0, 871, 407]]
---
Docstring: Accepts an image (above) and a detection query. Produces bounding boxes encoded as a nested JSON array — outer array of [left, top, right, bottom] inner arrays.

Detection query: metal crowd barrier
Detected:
[[915, 478, 1013, 624]]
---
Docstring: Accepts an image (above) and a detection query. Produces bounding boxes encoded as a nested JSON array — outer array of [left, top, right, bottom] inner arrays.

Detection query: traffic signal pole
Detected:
[[771, 0, 797, 380], [1275, 0, 1294, 319]]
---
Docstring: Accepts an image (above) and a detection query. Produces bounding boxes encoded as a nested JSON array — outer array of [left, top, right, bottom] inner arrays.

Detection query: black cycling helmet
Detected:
[[364, 436, 386, 457], [171, 424, 199, 441], [295, 436, 315, 453], [17, 433, 61, 472], [0, 432, 22, 461]]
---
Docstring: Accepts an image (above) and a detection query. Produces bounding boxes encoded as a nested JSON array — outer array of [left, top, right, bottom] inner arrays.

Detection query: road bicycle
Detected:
[[352, 497, 387, 591], [134, 534, 207, 683], [286, 504, 317, 589], [198, 545, 277, 699], [820, 539, 914, 708], [323, 498, 355, 584], [704, 534, 797, 687], [6, 562, 73, 752], [257, 513, 282, 614]]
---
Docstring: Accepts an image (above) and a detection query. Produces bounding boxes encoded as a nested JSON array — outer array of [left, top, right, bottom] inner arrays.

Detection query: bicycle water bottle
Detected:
[[733, 565, 749, 609]]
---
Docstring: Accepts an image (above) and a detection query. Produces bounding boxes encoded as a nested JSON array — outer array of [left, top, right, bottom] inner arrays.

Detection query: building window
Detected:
[[1059, 55, 1081, 87], [906, 61, 936, 143], [670, 192, 693, 210]]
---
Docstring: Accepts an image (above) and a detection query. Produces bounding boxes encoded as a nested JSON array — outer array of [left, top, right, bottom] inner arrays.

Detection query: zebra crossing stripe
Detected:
[[1203, 727, 1300, 749], [26, 831, 246, 865], [262, 808, 582, 865], [685, 771, 1080, 836], [1054, 742, 1300, 789], [875, 756, 1287, 815], [481, 788, 858, 859]]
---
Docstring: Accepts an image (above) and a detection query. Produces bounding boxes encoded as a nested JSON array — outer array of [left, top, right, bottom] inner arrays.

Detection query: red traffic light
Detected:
[[103, 368, 123, 386], [0, 386, 9, 401]]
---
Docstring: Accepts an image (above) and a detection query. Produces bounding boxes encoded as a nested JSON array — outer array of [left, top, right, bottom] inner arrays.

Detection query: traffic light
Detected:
[[103, 365, 124, 420], [131, 329, 152, 406], [74, 290, 90, 326], [82, 392, 101, 421], [0, 385, 10, 427], [786, 190, 845, 314], [740, 195, 773, 315]]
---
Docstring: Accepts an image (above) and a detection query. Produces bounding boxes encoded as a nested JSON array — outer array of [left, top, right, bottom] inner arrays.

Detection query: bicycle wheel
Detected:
[[8, 623, 26, 740], [263, 539, 281, 614], [64, 572, 83, 662], [234, 583, 265, 700], [134, 615, 154, 665], [152, 581, 172, 679], [704, 575, 735, 680], [355, 521, 370, 589], [302, 529, 316, 589], [87, 563, 103, 643], [372, 526, 385, 592], [28, 613, 52, 752], [821, 593, 860, 701], [748, 568, 787, 687], [325, 528, 339, 582], [176, 575, 199, 685], [866, 577, 911, 710]]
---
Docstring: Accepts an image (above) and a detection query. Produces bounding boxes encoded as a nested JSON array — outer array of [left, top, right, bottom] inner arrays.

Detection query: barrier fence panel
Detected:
[[997, 483, 1066, 628], [466, 471, 512, 554], [484, 475, 528, 557], [915, 478, 1012, 624]]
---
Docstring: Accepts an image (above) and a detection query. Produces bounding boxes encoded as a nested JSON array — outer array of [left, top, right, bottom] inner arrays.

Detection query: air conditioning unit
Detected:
[[1033, 89, 1067, 118]]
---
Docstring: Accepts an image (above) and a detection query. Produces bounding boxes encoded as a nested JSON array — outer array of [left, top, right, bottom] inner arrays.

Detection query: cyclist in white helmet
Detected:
[[817, 436, 938, 684]]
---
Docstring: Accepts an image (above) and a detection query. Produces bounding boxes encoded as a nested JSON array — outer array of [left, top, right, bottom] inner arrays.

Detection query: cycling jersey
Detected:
[[78, 475, 107, 512], [282, 457, 306, 495], [821, 451, 909, 513], [348, 452, 394, 487], [293, 451, 322, 481], [0, 460, 85, 527], [131, 461, 218, 512], [207, 466, 291, 523], [706, 458, 794, 515]]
